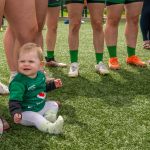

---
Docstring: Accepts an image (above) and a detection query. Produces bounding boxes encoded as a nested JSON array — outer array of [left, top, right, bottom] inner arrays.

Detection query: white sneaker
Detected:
[[0, 82, 9, 95], [48, 116, 64, 134], [95, 61, 109, 75], [68, 62, 79, 77]]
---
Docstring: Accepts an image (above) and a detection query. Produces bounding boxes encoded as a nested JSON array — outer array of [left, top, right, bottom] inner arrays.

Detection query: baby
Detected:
[[9, 43, 64, 134]]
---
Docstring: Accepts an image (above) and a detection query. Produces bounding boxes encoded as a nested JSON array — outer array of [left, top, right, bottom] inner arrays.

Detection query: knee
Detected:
[[16, 25, 38, 44], [70, 20, 81, 33], [48, 25, 58, 34], [127, 15, 139, 26], [91, 20, 103, 32], [107, 16, 120, 27]]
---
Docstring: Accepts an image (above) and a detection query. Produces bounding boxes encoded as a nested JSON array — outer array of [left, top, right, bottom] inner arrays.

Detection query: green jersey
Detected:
[[9, 71, 46, 112]]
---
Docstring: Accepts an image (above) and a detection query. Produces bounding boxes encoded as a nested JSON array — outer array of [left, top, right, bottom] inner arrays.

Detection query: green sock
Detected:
[[69, 50, 78, 63], [47, 51, 54, 59], [107, 46, 117, 58], [95, 53, 103, 64], [127, 46, 135, 57]]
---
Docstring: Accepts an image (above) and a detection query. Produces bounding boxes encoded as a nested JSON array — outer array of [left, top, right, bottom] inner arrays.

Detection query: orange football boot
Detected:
[[108, 57, 120, 70], [126, 55, 147, 67]]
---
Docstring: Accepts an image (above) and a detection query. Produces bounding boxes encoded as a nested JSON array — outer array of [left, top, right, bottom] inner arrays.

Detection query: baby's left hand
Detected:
[[54, 79, 62, 88]]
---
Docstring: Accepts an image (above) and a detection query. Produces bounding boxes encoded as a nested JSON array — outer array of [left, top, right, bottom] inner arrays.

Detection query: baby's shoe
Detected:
[[48, 116, 64, 134]]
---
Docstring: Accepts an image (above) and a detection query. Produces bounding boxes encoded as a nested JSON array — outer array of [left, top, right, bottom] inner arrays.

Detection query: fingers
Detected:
[[54, 79, 62, 88], [14, 113, 22, 124]]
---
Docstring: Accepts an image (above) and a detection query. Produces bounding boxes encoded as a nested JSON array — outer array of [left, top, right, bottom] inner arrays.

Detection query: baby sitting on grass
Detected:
[[9, 43, 64, 134]]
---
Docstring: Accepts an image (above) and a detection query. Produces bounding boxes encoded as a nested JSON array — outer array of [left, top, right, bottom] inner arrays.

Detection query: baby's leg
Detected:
[[21, 111, 63, 134], [39, 101, 59, 122]]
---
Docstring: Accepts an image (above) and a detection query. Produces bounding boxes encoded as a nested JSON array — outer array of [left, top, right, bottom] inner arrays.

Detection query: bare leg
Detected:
[[67, 4, 84, 50], [45, 6, 67, 67], [125, 2, 143, 48], [125, 2, 146, 67], [104, 4, 123, 70], [46, 7, 60, 52], [3, 26, 15, 71], [88, 3, 109, 75], [35, 0, 48, 48], [67, 3, 83, 77], [4, 0, 38, 71], [88, 3, 105, 53], [105, 4, 123, 46]]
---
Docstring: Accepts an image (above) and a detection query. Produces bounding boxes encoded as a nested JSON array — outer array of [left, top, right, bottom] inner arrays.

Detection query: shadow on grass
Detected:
[[61, 104, 88, 129], [48, 66, 150, 108]]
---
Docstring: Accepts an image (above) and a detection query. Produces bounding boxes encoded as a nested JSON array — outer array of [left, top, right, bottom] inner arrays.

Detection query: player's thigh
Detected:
[[106, 4, 124, 21], [125, 1, 143, 18], [67, 4, 84, 21], [4, 0, 37, 37], [88, 3, 105, 23], [46, 7, 60, 27], [35, 0, 48, 31]]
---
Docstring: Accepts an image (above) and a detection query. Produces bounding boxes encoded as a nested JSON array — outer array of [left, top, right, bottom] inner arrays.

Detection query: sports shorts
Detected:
[[65, 0, 105, 5], [105, 0, 143, 6], [48, 0, 61, 7]]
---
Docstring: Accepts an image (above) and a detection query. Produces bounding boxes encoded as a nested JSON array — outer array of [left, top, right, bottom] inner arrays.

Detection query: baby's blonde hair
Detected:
[[19, 43, 43, 61]]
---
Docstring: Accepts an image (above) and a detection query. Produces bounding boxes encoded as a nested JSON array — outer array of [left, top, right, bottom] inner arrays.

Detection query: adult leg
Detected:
[[125, 1, 146, 67], [105, 3, 124, 69], [88, 3, 109, 75], [4, 0, 38, 71], [3, 26, 18, 82], [4, 26, 15, 72], [67, 3, 84, 77], [45, 6, 67, 67], [0, 0, 9, 95], [35, 0, 48, 47]]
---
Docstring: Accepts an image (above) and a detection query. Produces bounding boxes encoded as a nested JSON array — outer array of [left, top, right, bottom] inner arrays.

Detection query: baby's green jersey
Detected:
[[9, 71, 46, 112]]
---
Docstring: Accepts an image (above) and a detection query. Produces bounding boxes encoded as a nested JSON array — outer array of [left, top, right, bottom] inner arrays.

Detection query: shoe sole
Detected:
[[45, 64, 67, 68], [109, 66, 120, 70], [68, 72, 79, 77], [126, 62, 147, 68], [68, 74, 79, 78], [96, 70, 109, 75]]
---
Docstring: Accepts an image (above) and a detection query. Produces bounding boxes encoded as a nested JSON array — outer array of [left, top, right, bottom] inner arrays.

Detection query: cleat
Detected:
[[95, 61, 109, 75], [126, 55, 147, 67], [45, 57, 67, 67], [109, 57, 120, 70], [68, 62, 79, 77]]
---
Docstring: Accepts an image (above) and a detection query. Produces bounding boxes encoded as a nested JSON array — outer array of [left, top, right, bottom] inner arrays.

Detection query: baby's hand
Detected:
[[54, 79, 62, 88], [14, 113, 22, 124]]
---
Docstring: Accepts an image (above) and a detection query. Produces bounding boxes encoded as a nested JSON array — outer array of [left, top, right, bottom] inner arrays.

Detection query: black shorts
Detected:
[[65, 0, 105, 5], [105, 0, 143, 6]]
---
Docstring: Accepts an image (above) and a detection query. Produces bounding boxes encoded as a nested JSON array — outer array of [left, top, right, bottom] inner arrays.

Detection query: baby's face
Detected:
[[18, 50, 41, 78]]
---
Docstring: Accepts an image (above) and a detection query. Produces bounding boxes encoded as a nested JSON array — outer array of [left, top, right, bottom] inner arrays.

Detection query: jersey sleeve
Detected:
[[9, 81, 25, 101]]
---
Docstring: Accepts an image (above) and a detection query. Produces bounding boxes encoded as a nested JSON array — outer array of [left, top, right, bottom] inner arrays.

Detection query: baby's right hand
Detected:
[[14, 113, 22, 124], [54, 79, 62, 88]]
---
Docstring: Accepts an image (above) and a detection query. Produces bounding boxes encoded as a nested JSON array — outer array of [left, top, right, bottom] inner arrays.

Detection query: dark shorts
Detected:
[[105, 0, 143, 6], [48, 0, 61, 7], [65, 0, 105, 5]]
